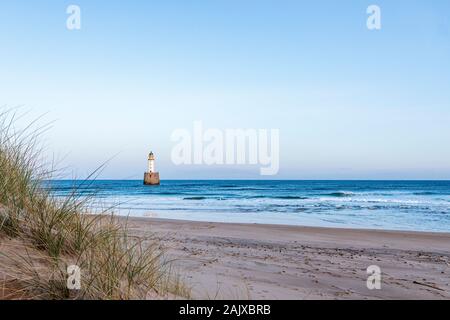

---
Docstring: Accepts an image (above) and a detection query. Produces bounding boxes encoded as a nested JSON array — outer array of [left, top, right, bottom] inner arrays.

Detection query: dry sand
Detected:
[[124, 217, 450, 300]]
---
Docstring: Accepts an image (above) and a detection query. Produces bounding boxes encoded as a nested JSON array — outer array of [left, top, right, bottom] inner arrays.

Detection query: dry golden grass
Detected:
[[0, 108, 190, 299]]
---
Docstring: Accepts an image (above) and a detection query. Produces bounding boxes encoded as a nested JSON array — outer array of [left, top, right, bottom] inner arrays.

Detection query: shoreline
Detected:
[[132, 215, 450, 237], [123, 217, 450, 299]]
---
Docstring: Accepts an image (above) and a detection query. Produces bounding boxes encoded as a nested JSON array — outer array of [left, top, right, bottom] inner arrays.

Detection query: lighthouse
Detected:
[[144, 151, 160, 185]]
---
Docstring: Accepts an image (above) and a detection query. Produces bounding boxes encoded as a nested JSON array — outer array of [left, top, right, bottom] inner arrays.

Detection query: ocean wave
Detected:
[[324, 192, 354, 198], [152, 192, 185, 196], [227, 187, 271, 191], [248, 195, 309, 200], [413, 192, 440, 195], [183, 196, 207, 200], [275, 196, 309, 200], [317, 197, 424, 205]]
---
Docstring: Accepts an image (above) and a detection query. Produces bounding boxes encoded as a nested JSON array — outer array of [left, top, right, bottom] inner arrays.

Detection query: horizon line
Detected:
[[47, 179, 450, 182]]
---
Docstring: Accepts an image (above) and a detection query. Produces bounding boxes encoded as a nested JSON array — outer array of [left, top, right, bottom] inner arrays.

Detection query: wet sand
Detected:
[[124, 217, 450, 300]]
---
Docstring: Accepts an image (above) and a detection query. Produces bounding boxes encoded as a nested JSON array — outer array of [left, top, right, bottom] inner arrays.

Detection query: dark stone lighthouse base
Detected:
[[144, 172, 160, 185]]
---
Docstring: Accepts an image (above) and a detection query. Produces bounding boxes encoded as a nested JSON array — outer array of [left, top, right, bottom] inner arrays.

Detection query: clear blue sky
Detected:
[[1, 0, 449, 179]]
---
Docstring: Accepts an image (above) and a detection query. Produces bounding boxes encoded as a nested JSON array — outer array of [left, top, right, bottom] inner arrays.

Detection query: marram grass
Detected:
[[0, 109, 190, 299]]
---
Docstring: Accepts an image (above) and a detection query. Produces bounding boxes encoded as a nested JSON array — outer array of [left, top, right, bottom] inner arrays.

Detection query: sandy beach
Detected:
[[124, 217, 450, 300]]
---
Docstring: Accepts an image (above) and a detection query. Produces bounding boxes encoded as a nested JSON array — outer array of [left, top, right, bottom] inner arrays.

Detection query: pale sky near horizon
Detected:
[[1, 0, 450, 180]]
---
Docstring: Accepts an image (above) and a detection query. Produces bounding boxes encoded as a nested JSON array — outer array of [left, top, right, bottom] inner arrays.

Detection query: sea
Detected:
[[47, 180, 450, 233]]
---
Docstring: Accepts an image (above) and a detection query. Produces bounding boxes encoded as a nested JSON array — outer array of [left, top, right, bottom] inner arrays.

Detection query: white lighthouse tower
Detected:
[[144, 151, 160, 185], [148, 151, 155, 173]]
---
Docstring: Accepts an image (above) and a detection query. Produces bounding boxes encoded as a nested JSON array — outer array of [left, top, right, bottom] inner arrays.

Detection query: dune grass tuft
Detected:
[[0, 108, 190, 299]]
